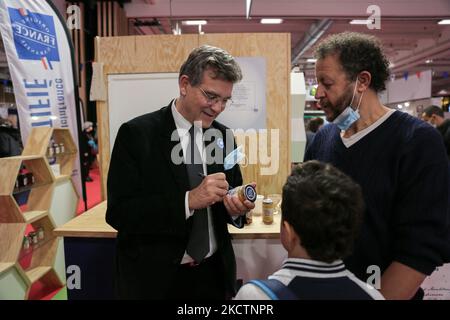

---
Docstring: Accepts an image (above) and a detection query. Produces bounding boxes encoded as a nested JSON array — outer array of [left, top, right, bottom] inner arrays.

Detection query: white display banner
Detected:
[[0, 0, 82, 195], [386, 70, 432, 104]]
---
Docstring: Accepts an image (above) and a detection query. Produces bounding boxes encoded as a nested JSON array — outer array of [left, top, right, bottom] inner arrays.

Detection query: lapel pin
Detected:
[[217, 137, 224, 149]]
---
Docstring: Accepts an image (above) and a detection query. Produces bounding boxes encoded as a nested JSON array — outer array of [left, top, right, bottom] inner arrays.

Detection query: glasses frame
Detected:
[[198, 87, 233, 108]]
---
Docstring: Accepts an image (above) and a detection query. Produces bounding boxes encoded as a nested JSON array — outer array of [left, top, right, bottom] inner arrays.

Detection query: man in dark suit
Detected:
[[106, 45, 255, 299]]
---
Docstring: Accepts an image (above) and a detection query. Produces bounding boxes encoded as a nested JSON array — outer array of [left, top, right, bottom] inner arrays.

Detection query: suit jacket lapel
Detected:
[[160, 103, 189, 191]]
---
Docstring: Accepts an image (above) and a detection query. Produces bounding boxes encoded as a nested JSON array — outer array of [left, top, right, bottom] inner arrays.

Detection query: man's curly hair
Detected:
[[281, 161, 364, 263], [314, 32, 390, 92]]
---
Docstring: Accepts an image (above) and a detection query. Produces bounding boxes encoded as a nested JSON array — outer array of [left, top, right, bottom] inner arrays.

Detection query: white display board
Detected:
[[421, 264, 450, 299], [108, 73, 180, 153], [385, 70, 432, 104], [108, 59, 267, 152], [218, 57, 267, 130]]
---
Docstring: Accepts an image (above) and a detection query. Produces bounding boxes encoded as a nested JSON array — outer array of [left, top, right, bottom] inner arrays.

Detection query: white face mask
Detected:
[[332, 80, 364, 130]]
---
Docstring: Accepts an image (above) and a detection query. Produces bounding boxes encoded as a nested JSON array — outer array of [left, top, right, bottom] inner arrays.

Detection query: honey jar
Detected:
[[263, 198, 274, 225], [228, 184, 257, 203]]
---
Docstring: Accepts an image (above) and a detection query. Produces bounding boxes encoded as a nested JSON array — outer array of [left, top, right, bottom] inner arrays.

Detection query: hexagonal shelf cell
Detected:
[[0, 222, 29, 300], [18, 215, 64, 298], [0, 223, 27, 264], [1, 127, 78, 299], [0, 156, 55, 224], [0, 263, 29, 300], [49, 176, 79, 227], [27, 268, 64, 300], [23, 127, 77, 178]]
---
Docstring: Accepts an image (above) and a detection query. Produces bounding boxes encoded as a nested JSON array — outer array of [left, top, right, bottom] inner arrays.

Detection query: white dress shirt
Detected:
[[171, 101, 217, 264]]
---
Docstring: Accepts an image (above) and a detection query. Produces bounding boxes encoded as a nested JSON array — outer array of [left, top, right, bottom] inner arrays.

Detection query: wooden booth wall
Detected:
[[95, 33, 291, 200]]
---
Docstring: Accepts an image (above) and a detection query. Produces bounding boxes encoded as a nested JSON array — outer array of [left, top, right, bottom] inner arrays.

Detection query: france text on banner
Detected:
[[0, 0, 82, 196]]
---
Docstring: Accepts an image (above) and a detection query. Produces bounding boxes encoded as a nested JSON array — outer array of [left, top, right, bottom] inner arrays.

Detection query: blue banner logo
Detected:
[[8, 7, 60, 62]]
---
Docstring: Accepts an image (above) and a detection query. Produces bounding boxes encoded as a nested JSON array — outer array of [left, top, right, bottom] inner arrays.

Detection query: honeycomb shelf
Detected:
[[0, 127, 79, 300], [23, 127, 77, 178], [0, 263, 29, 300]]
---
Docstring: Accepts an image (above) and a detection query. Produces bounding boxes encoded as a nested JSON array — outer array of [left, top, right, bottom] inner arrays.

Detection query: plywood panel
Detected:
[[22, 127, 52, 156], [29, 231, 58, 268], [0, 158, 22, 195], [1, 195, 26, 224], [25, 266, 52, 284], [96, 33, 290, 199], [0, 223, 27, 262], [97, 35, 198, 75], [28, 184, 55, 212], [199, 33, 291, 196], [96, 35, 198, 198]]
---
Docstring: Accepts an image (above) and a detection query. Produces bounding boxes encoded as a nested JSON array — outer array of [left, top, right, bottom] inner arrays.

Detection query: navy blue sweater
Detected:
[[305, 111, 450, 281]]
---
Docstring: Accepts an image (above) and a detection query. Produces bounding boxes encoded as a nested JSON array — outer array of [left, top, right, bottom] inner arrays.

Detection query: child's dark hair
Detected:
[[281, 160, 364, 262]]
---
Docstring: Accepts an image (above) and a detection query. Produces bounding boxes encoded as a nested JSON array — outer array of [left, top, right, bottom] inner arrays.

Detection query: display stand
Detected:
[[0, 127, 79, 299]]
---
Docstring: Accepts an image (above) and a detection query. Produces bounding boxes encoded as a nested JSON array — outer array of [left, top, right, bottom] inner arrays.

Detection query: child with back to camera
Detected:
[[235, 160, 384, 300]]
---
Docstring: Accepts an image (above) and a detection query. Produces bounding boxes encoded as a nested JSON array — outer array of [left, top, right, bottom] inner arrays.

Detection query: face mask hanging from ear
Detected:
[[333, 79, 364, 130]]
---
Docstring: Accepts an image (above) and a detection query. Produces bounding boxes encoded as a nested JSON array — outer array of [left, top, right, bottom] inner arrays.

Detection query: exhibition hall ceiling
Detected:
[[125, 0, 450, 95]]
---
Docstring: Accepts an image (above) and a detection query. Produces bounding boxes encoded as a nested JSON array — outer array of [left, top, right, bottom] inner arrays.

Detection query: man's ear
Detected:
[[179, 75, 189, 96], [357, 71, 371, 92]]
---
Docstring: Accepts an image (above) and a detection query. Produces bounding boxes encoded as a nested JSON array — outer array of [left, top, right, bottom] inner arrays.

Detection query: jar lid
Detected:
[[263, 198, 273, 204], [244, 185, 257, 202]]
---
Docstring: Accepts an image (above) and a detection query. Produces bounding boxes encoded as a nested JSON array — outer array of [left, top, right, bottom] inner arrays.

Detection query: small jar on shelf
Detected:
[[54, 142, 60, 155], [22, 236, 30, 251], [47, 142, 55, 157], [26, 172, 35, 186], [29, 231, 38, 245], [37, 227, 45, 241]]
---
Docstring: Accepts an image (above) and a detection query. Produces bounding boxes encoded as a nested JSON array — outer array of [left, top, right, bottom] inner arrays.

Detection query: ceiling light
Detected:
[[182, 20, 207, 26], [307, 58, 317, 63], [404, 102, 410, 107], [397, 104, 403, 109], [260, 18, 283, 24], [172, 22, 181, 35], [438, 19, 450, 25], [246, 0, 252, 19], [349, 19, 371, 25], [425, 59, 433, 64]]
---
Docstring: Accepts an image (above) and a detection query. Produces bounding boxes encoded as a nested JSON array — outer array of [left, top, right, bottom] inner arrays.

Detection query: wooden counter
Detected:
[[54, 200, 281, 239], [54, 201, 116, 238], [228, 213, 281, 239], [54, 201, 283, 299]]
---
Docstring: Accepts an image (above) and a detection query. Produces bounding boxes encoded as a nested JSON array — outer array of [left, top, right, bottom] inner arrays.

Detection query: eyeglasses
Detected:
[[198, 87, 234, 108]]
